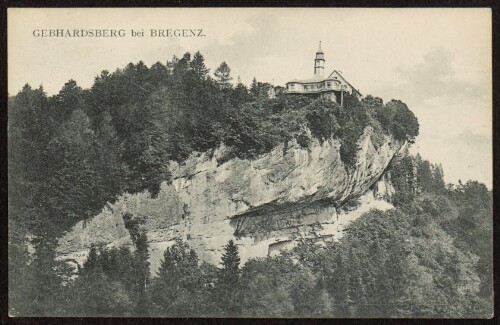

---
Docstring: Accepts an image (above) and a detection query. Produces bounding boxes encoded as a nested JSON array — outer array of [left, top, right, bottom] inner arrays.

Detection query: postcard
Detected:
[[7, 8, 493, 318]]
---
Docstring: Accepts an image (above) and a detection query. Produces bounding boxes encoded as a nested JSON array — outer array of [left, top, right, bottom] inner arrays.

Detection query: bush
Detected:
[[341, 197, 362, 211], [305, 100, 341, 142], [296, 131, 311, 149]]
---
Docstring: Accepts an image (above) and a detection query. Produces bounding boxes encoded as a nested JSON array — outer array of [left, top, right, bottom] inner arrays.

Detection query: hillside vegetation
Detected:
[[11, 176, 493, 317], [9, 52, 419, 240], [10, 52, 491, 319]]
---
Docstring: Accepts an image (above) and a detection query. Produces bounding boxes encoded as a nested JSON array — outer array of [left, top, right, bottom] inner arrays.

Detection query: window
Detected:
[[327, 82, 331, 88], [290, 84, 295, 90]]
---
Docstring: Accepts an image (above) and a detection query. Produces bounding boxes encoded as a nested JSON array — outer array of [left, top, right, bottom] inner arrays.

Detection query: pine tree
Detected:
[[219, 239, 240, 284], [149, 239, 212, 316], [431, 163, 446, 193], [190, 51, 209, 80], [172, 53, 190, 80], [331, 251, 351, 317], [122, 212, 150, 315], [348, 248, 367, 317], [53, 79, 85, 122], [250, 77, 258, 96], [83, 244, 99, 273], [232, 80, 249, 104], [215, 240, 241, 315]]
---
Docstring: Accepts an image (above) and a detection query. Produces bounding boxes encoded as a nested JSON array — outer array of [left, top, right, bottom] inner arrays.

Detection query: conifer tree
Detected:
[[219, 239, 240, 285], [122, 212, 150, 315], [250, 77, 258, 96], [190, 51, 209, 80], [83, 244, 99, 273], [215, 240, 241, 315], [232, 80, 250, 104], [149, 239, 206, 316]]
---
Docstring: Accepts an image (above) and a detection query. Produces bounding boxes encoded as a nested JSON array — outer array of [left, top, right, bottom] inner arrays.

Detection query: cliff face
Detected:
[[57, 127, 406, 272]]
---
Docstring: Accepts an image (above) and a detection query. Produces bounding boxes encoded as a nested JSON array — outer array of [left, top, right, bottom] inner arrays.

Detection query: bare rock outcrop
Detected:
[[57, 127, 406, 272]]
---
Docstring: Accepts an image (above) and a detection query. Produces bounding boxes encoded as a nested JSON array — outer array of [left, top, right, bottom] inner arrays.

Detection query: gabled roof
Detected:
[[328, 70, 362, 96]]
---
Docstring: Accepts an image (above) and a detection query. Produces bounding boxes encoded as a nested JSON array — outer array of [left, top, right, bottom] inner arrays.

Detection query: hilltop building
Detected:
[[285, 42, 362, 105]]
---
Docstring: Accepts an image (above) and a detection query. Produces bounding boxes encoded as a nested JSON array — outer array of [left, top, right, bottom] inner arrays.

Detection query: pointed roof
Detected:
[[316, 41, 324, 54], [315, 41, 325, 60]]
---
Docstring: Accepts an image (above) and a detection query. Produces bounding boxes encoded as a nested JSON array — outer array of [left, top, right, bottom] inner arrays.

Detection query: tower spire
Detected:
[[314, 41, 325, 76]]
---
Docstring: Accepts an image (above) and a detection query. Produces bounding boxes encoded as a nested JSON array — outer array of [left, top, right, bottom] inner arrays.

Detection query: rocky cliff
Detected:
[[57, 126, 406, 272]]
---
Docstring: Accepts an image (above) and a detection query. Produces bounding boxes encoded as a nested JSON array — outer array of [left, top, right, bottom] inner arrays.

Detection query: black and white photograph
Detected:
[[7, 8, 493, 318]]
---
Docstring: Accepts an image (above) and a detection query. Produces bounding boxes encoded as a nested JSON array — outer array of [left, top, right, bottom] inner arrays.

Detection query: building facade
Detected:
[[285, 42, 362, 105]]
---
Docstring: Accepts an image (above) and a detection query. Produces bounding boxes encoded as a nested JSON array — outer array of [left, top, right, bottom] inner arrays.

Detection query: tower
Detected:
[[314, 41, 325, 77]]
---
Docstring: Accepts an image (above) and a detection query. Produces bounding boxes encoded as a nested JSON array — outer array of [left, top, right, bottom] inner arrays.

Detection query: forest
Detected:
[[8, 52, 491, 317]]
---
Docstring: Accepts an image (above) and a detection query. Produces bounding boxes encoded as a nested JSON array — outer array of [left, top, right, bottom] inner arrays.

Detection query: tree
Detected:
[[214, 61, 233, 89], [93, 111, 129, 200], [172, 52, 191, 81], [190, 51, 210, 80], [52, 80, 85, 122], [232, 80, 250, 104], [305, 100, 341, 143], [8, 84, 52, 315], [45, 108, 104, 228], [149, 239, 209, 316], [122, 212, 150, 315], [214, 240, 241, 315], [430, 163, 446, 193], [237, 256, 296, 317], [148, 62, 170, 86], [387, 100, 419, 143], [328, 250, 352, 317], [249, 80, 274, 99], [290, 266, 332, 317], [65, 245, 134, 316], [219, 240, 240, 284], [443, 180, 493, 316], [362, 95, 383, 109], [83, 244, 100, 272]]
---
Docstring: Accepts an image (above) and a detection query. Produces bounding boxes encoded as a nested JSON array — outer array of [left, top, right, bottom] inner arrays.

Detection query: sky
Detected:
[[8, 8, 492, 188]]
